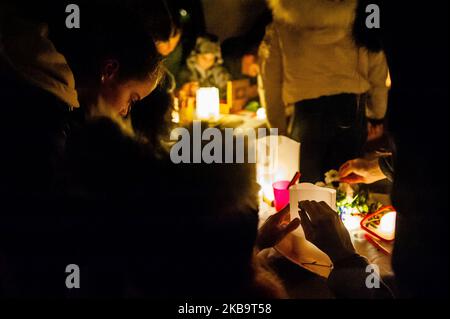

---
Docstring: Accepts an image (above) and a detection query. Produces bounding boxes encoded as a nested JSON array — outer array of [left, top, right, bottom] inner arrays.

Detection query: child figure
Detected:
[[178, 36, 231, 99]]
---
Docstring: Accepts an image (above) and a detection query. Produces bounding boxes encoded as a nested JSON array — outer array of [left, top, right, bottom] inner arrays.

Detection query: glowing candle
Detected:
[[379, 211, 396, 237], [196, 87, 220, 120], [256, 107, 266, 120]]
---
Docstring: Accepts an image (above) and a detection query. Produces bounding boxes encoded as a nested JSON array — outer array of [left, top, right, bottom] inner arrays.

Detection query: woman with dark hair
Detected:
[[0, 1, 163, 297], [61, 3, 162, 120]]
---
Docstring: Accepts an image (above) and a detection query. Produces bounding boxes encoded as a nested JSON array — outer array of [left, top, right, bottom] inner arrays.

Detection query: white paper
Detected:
[[289, 183, 336, 220], [256, 136, 300, 200]]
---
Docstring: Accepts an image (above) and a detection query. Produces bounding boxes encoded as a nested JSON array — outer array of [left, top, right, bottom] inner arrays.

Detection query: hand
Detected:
[[299, 201, 355, 263], [339, 158, 386, 184], [367, 122, 384, 141], [256, 204, 301, 252]]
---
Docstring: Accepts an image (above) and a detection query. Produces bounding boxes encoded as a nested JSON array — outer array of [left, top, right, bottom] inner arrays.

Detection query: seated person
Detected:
[[157, 123, 390, 298], [177, 35, 231, 99], [100, 123, 283, 298]]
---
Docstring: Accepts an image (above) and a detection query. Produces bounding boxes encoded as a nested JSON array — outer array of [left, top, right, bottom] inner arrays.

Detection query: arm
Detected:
[[258, 24, 287, 135], [328, 254, 393, 299], [366, 51, 389, 120], [339, 157, 387, 184]]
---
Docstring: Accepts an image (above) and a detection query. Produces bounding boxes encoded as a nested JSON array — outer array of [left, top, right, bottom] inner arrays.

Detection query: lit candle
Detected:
[[379, 211, 396, 237], [196, 87, 220, 120]]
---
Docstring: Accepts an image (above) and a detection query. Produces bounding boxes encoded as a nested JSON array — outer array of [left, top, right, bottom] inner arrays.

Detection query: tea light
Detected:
[[379, 211, 396, 237], [256, 107, 266, 120], [196, 87, 220, 120]]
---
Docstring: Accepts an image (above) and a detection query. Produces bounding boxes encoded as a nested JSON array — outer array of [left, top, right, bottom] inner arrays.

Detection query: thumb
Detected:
[[283, 218, 301, 235]]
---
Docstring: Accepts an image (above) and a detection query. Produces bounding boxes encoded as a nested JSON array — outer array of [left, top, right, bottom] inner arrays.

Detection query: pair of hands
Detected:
[[257, 201, 355, 263]]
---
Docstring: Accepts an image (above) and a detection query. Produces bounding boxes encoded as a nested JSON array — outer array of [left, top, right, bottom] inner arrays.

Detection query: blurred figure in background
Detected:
[[138, 0, 184, 91], [221, 8, 272, 112]]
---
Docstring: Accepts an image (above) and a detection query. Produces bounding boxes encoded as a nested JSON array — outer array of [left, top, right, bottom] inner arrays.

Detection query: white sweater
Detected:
[[259, 0, 389, 133]]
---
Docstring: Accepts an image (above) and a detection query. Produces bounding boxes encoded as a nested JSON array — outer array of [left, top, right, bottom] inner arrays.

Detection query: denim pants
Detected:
[[289, 93, 367, 183]]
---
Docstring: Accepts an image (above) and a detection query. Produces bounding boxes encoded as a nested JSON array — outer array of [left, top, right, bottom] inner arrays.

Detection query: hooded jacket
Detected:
[[0, 15, 79, 198], [177, 37, 231, 98], [259, 0, 389, 133]]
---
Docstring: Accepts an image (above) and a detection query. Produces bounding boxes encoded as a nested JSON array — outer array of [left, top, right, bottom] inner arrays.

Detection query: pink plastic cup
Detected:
[[273, 180, 290, 211]]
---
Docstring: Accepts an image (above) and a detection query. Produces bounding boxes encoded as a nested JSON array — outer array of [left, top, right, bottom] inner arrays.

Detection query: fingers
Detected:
[[317, 201, 338, 219], [338, 160, 355, 178], [300, 200, 338, 226], [282, 218, 301, 236], [340, 173, 366, 184]]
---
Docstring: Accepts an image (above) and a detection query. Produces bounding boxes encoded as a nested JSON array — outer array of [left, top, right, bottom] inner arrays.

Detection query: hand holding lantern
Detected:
[[299, 201, 356, 263]]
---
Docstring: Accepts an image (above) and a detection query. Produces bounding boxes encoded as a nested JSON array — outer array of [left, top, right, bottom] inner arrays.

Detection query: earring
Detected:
[[101, 75, 105, 83]]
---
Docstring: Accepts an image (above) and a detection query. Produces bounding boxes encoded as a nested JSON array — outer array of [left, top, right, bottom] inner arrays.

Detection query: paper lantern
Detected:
[[289, 183, 336, 221], [256, 135, 300, 202], [196, 87, 220, 120]]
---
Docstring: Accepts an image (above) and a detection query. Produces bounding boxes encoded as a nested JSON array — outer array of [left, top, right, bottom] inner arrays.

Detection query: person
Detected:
[[60, 5, 161, 121], [259, 1, 449, 299], [135, 0, 184, 91], [161, 126, 389, 299], [256, 199, 395, 298], [177, 35, 231, 99], [259, 0, 390, 183], [126, 123, 288, 298], [0, 1, 163, 297], [221, 7, 271, 81]]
